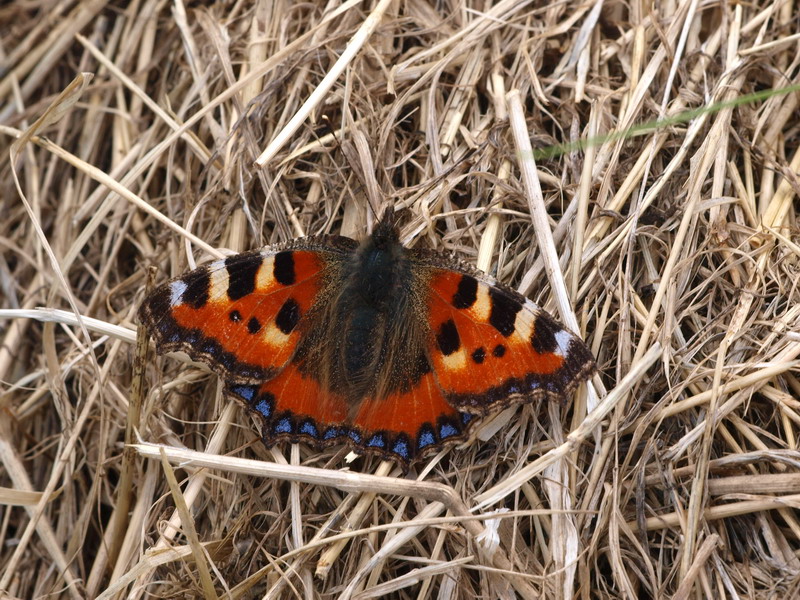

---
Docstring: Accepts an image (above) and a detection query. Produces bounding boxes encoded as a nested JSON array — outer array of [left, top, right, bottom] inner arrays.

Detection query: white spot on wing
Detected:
[[554, 330, 572, 358], [262, 322, 290, 347], [208, 264, 230, 301], [441, 348, 468, 371], [169, 280, 187, 306], [522, 298, 541, 312], [509, 301, 539, 347], [513, 311, 534, 341], [468, 284, 492, 320], [256, 255, 275, 290]]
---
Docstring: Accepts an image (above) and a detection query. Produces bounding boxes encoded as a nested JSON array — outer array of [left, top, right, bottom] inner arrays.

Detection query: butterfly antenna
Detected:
[[379, 205, 396, 227]]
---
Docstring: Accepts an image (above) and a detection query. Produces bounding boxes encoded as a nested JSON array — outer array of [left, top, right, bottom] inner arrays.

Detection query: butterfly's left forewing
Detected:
[[139, 240, 353, 383], [422, 266, 595, 413]]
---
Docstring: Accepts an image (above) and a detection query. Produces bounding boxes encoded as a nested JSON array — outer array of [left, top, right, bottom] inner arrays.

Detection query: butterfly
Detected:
[[138, 209, 596, 468]]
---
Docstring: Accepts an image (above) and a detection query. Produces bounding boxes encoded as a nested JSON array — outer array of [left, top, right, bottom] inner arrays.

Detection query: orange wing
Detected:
[[350, 371, 473, 463], [226, 368, 474, 465], [424, 268, 595, 413], [225, 364, 351, 449], [139, 245, 340, 383]]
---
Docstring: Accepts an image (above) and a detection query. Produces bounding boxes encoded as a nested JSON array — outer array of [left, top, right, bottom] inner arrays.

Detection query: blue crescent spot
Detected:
[[529, 379, 540, 389], [366, 434, 385, 448], [323, 427, 340, 440], [255, 399, 271, 418], [391, 438, 410, 460], [440, 423, 458, 438], [231, 385, 255, 402], [418, 429, 435, 448], [507, 384, 520, 393], [347, 429, 362, 443], [274, 417, 292, 433], [460, 413, 473, 425], [299, 421, 318, 437]]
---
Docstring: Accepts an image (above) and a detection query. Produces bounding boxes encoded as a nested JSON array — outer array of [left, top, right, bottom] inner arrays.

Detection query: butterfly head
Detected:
[[370, 207, 400, 249], [350, 209, 409, 306]]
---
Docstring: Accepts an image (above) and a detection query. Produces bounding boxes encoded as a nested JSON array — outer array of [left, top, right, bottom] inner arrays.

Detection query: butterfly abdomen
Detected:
[[341, 304, 382, 390], [326, 228, 427, 400]]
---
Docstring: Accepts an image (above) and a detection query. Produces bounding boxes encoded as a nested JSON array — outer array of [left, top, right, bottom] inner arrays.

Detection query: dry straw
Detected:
[[1, 0, 799, 598]]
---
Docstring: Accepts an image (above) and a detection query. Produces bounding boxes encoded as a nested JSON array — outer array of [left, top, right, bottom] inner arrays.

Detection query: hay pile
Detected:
[[1, 0, 799, 598]]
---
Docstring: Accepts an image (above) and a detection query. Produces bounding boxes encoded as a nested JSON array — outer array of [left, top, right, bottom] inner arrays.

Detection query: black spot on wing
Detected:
[[488, 289, 521, 337], [274, 251, 295, 285], [531, 313, 559, 354], [247, 316, 261, 334], [493, 344, 506, 357], [416, 352, 432, 376], [226, 254, 261, 301], [452, 275, 478, 309], [229, 310, 242, 322], [275, 297, 300, 334], [436, 319, 460, 355], [471, 347, 486, 364], [181, 269, 210, 309]]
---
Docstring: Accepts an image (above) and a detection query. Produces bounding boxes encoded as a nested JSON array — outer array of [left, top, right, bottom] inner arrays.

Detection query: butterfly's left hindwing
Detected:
[[138, 245, 341, 383], [225, 364, 350, 447], [226, 369, 473, 465], [422, 267, 595, 412]]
